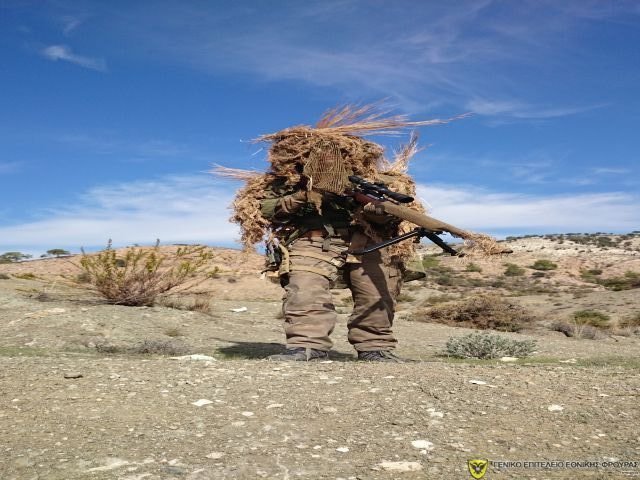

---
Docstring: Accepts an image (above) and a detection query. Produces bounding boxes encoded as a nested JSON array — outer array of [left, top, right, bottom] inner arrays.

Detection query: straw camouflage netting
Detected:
[[213, 104, 502, 262]]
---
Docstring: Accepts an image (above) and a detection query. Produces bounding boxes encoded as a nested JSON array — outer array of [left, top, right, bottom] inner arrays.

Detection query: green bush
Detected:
[[503, 263, 525, 277], [445, 332, 536, 359], [79, 240, 214, 306], [572, 310, 610, 328], [596, 271, 640, 291], [422, 255, 440, 269], [465, 262, 483, 273], [530, 259, 558, 271]]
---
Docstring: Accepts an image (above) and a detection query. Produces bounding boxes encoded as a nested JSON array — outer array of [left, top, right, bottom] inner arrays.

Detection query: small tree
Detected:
[[78, 240, 215, 306], [46, 248, 70, 257], [0, 251, 32, 263]]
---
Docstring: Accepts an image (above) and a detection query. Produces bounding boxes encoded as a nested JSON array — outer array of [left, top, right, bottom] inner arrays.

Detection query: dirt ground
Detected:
[[1, 238, 639, 479]]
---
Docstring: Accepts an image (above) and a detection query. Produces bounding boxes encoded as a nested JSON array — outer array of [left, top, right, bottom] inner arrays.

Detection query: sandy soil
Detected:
[[1, 238, 639, 479]]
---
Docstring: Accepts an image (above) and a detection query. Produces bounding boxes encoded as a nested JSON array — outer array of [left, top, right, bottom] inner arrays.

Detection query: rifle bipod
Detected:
[[348, 227, 464, 257]]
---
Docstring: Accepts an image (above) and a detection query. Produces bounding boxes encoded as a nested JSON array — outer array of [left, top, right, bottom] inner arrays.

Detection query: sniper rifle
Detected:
[[343, 175, 510, 256]]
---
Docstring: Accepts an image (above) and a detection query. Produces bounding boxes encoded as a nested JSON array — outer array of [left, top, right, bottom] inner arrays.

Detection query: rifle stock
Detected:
[[352, 192, 470, 238]]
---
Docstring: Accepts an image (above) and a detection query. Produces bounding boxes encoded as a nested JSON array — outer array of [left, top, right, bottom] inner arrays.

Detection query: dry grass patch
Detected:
[[411, 294, 536, 332]]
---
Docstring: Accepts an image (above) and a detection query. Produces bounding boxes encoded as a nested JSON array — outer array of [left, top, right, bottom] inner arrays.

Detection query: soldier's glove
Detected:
[[279, 190, 309, 214], [363, 202, 385, 215]]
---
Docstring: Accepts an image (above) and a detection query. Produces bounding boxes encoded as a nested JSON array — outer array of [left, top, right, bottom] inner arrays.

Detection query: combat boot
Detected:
[[268, 347, 329, 362], [357, 350, 406, 363]]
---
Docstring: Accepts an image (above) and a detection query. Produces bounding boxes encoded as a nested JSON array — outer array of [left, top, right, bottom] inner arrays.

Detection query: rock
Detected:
[[500, 357, 518, 362], [170, 354, 216, 361], [548, 404, 564, 412], [469, 380, 487, 385], [64, 372, 83, 379], [192, 399, 214, 407], [427, 408, 444, 418], [411, 440, 434, 451], [378, 461, 423, 472], [205, 452, 225, 459], [230, 307, 248, 313], [336, 447, 349, 453], [241, 411, 254, 417]]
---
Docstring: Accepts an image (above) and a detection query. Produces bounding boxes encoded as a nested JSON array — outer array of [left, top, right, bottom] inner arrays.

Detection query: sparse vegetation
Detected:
[[551, 310, 612, 339], [396, 292, 416, 303], [618, 312, 640, 330], [131, 339, 190, 355], [503, 263, 525, 277], [0, 251, 32, 263], [572, 309, 610, 328], [13, 272, 37, 280], [0, 273, 10, 280], [94, 338, 190, 355], [78, 240, 214, 306], [530, 259, 558, 271], [46, 248, 71, 257], [444, 332, 536, 359], [465, 262, 483, 273], [411, 294, 536, 332], [596, 271, 640, 291], [164, 326, 183, 337]]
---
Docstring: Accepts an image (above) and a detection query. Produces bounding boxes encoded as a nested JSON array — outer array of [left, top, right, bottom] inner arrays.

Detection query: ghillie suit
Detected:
[[214, 104, 503, 357], [214, 104, 500, 268]]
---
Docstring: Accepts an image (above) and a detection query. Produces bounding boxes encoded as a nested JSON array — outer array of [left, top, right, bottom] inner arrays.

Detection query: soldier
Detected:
[[260, 166, 408, 363]]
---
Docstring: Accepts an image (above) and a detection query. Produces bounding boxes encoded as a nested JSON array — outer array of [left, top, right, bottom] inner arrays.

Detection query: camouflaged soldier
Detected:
[[260, 178, 409, 363]]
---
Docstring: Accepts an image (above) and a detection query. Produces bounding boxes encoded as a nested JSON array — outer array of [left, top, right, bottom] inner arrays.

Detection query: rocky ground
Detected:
[[1, 234, 639, 479]]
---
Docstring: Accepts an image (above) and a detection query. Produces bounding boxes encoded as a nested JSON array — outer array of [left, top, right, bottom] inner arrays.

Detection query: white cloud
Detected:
[[41, 44, 106, 72], [3, 175, 637, 255], [417, 183, 640, 234], [0, 175, 240, 253], [467, 98, 607, 119]]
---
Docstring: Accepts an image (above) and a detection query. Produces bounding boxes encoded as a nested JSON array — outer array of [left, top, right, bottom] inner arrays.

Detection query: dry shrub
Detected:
[[93, 338, 190, 355], [551, 310, 611, 340], [618, 312, 640, 329], [416, 294, 536, 332], [130, 339, 190, 356], [79, 240, 214, 306], [572, 310, 610, 328], [551, 321, 599, 340], [445, 332, 536, 359], [160, 295, 211, 313]]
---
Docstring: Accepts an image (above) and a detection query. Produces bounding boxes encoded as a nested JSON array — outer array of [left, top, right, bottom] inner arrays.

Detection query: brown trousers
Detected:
[[282, 235, 402, 352]]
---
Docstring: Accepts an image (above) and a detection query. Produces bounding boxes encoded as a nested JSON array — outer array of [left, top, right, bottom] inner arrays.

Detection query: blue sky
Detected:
[[1, 0, 639, 256]]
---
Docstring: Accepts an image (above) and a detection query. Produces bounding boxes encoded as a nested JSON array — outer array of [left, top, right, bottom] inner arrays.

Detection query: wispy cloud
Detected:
[[0, 175, 239, 253], [51, 132, 194, 159], [467, 98, 608, 119], [104, 1, 638, 115], [41, 44, 106, 72], [417, 183, 640, 234], [592, 167, 632, 175], [60, 14, 88, 35], [0, 161, 22, 174]]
